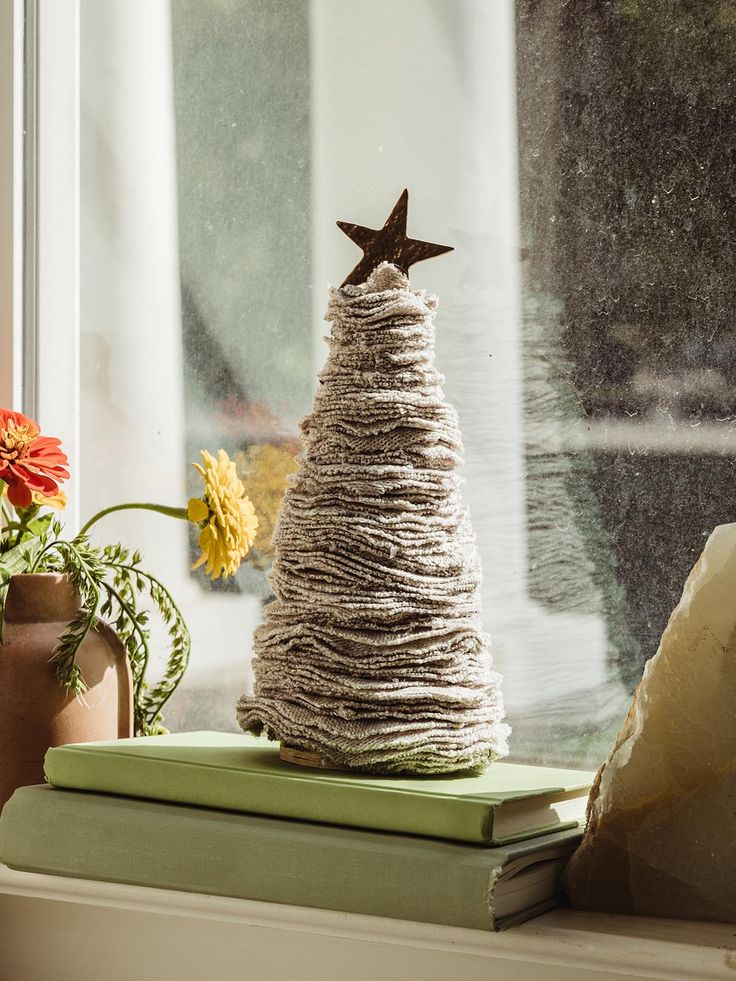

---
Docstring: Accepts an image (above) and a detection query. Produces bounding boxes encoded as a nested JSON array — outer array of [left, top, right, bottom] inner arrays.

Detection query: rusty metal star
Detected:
[[337, 189, 454, 288]]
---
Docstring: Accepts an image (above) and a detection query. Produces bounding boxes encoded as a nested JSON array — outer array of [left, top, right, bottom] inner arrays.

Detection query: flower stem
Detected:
[[79, 503, 189, 537], [0, 482, 13, 529], [1, 500, 12, 530], [10, 503, 39, 549]]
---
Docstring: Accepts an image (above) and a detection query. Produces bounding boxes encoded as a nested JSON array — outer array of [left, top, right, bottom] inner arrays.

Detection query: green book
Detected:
[[0, 784, 582, 931], [44, 731, 593, 845]]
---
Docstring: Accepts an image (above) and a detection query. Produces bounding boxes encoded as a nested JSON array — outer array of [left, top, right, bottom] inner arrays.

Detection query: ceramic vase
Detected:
[[0, 573, 133, 810]]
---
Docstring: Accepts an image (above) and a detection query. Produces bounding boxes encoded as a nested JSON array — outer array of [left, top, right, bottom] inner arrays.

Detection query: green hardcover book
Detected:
[[0, 785, 582, 931], [44, 731, 593, 845]]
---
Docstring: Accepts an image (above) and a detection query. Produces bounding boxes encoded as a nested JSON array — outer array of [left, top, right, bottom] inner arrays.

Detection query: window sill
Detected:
[[1, 864, 735, 981]]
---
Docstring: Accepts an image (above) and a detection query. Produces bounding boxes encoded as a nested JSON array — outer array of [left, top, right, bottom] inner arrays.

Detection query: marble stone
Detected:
[[565, 523, 736, 922]]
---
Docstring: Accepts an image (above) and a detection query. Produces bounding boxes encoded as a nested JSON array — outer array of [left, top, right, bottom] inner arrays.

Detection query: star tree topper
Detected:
[[337, 189, 453, 287]]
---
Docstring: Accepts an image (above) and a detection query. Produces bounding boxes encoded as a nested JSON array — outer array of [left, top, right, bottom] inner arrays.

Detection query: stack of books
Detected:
[[0, 731, 594, 931]]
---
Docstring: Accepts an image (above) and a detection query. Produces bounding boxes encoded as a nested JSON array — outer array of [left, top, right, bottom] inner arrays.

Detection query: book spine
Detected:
[[0, 788, 498, 931]]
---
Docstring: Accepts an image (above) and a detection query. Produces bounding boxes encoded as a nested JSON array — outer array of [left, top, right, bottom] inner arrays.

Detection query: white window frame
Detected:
[[0, 0, 80, 527], [0, 0, 24, 412], [0, 863, 734, 981]]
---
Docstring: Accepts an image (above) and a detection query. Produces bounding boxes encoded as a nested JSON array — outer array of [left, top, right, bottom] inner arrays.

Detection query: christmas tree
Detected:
[[237, 191, 509, 774]]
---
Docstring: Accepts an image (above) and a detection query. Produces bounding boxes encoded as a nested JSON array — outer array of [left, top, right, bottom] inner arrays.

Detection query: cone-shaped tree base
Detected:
[[279, 744, 346, 771]]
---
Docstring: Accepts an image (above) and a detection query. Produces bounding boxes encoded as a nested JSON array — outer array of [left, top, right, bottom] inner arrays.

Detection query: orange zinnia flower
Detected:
[[0, 409, 69, 509]]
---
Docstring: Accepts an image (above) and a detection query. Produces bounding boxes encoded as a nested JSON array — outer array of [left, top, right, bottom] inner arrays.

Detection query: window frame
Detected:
[[0, 861, 732, 979], [1, 0, 81, 527], [0, 0, 24, 412]]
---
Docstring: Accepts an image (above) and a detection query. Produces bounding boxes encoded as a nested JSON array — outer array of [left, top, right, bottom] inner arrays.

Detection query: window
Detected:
[[10, 0, 734, 767]]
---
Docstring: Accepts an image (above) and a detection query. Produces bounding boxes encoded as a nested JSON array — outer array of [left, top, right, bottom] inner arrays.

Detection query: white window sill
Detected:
[[1, 864, 735, 981]]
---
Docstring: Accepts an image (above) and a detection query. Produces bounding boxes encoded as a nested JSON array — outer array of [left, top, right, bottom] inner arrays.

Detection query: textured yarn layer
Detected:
[[237, 263, 509, 773]]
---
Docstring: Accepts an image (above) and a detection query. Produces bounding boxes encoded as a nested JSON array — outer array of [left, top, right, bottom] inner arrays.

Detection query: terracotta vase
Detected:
[[0, 573, 133, 811]]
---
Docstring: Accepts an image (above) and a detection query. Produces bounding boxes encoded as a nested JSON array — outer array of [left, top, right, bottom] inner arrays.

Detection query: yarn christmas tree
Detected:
[[237, 191, 509, 774]]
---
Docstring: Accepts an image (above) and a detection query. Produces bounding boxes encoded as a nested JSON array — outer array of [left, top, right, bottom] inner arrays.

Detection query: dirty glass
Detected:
[[79, 0, 734, 766]]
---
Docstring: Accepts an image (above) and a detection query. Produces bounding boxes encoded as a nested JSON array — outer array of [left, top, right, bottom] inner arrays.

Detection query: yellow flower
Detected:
[[235, 443, 298, 562], [187, 449, 258, 580], [31, 489, 67, 510]]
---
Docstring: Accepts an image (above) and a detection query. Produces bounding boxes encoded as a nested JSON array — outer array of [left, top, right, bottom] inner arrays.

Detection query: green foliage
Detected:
[[99, 542, 190, 735], [0, 519, 190, 736], [0, 537, 44, 643]]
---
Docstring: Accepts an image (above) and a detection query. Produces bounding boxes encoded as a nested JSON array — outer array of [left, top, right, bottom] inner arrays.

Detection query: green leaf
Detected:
[[24, 513, 54, 538], [0, 537, 44, 643]]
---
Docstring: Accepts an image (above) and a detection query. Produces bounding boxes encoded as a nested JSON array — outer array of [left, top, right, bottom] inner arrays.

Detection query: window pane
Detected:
[[79, 0, 732, 767], [79, 0, 310, 731], [513, 0, 736, 763]]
